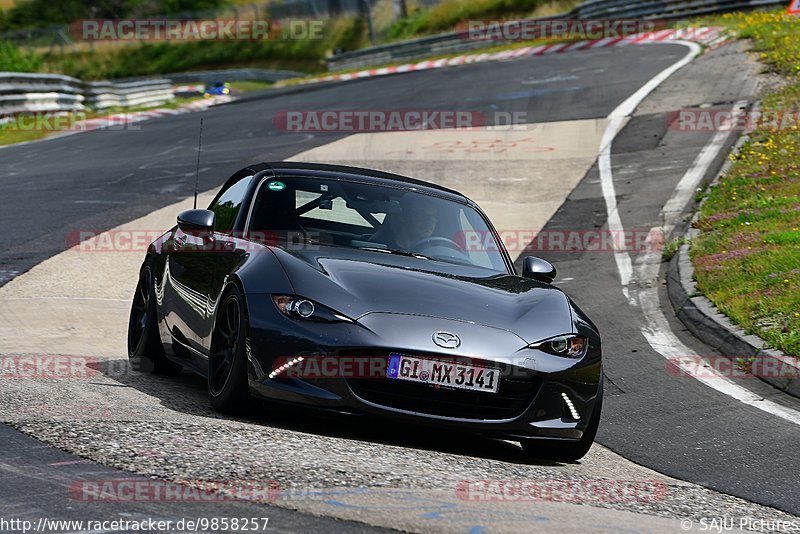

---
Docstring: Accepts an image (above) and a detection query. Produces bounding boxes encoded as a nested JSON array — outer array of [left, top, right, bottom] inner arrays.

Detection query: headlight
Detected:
[[272, 295, 353, 322], [529, 335, 588, 358]]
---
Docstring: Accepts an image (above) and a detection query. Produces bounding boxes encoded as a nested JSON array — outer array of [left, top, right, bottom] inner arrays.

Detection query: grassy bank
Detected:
[[385, 0, 576, 41], [0, 0, 577, 80], [690, 11, 800, 357], [39, 17, 366, 79], [0, 97, 195, 146]]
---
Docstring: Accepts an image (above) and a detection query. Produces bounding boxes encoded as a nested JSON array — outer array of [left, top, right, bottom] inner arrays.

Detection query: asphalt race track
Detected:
[[1, 39, 800, 532]]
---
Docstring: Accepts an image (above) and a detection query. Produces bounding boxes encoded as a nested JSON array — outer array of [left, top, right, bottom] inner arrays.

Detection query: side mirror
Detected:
[[177, 209, 215, 234], [522, 256, 557, 283]]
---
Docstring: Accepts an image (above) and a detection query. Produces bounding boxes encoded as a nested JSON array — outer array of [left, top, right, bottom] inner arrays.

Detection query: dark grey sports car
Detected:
[[128, 162, 602, 460]]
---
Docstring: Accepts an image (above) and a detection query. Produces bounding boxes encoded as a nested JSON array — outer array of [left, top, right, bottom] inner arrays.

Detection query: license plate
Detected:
[[386, 353, 499, 394]]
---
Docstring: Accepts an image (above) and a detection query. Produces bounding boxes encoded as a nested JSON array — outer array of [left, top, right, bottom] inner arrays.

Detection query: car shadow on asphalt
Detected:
[[91, 358, 569, 467]]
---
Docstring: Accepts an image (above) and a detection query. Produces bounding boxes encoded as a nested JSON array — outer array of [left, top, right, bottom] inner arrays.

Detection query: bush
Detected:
[[0, 40, 43, 72]]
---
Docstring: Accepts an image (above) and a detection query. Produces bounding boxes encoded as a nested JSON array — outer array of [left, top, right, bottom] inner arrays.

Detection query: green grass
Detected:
[[0, 96, 202, 146], [386, 0, 554, 40], [662, 237, 686, 262], [0, 40, 42, 71], [714, 10, 800, 75], [690, 11, 800, 357], [42, 38, 330, 80], [227, 80, 273, 92], [17, 0, 582, 80]]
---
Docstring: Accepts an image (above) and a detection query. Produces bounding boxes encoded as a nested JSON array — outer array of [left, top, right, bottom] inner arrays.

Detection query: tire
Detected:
[[128, 262, 183, 376], [520, 379, 603, 462], [208, 286, 251, 414]]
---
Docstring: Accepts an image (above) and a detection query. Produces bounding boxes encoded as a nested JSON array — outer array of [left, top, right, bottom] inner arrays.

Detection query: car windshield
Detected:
[[247, 175, 509, 274]]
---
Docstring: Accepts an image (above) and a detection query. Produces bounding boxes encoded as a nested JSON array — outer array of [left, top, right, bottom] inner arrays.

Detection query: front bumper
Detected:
[[245, 305, 602, 441]]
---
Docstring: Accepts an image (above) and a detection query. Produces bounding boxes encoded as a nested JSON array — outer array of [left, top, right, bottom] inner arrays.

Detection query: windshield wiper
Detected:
[[356, 246, 432, 261]]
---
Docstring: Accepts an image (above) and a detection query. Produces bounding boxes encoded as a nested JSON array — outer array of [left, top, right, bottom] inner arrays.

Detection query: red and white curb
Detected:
[[282, 26, 729, 87]]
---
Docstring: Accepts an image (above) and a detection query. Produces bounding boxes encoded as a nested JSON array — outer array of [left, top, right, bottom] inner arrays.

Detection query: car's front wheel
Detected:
[[208, 286, 251, 414], [520, 380, 603, 462], [128, 262, 182, 375]]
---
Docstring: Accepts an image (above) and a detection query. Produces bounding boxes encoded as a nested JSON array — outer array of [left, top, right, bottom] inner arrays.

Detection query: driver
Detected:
[[381, 195, 439, 251]]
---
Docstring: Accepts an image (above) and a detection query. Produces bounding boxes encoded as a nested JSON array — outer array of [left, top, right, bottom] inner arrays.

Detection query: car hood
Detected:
[[269, 247, 575, 344]]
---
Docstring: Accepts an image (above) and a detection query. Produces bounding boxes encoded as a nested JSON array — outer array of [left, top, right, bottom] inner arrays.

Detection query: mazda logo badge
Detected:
[[432, 331, 461, 349]]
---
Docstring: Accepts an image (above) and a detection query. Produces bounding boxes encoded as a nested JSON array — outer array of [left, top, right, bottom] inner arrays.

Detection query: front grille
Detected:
[[346, 353, 542, 420]]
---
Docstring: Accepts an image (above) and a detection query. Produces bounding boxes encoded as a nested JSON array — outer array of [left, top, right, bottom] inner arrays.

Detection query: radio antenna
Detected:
[[193, 118, 204, 209]]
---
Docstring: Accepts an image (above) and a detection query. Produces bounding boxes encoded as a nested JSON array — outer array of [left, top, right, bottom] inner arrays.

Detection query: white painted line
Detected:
[[634, 100, 800, 427], [595, 44, 800, 426], [638, 272, 800, 426], [597, 41, 702, 292], [661, 101, 746, 223]]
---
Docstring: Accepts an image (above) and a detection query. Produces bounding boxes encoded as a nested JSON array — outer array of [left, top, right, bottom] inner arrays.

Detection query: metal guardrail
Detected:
[[163, 68, 303, 84], [327, 31, 509, 72], [327, 0, 788, 71], [0, 73, 175, 116], [0, 72, 85, 116], [83, 79, 174, 110]]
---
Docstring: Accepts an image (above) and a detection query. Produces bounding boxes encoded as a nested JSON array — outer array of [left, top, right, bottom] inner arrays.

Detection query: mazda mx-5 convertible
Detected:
[[128, 162, 602, 460]]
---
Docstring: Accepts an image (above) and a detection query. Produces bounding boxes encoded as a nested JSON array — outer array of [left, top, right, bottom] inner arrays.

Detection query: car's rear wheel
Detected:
[[128, 262, 182, 375], [208, 287, 251, 414], [520, 380, 603, 462]]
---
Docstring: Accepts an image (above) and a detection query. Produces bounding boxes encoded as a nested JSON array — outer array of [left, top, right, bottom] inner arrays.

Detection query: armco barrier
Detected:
[[83, 79, 174, 110], [164, 68, 303, 84], [0, 72, 85, 116], [327, 0, 786, 71], [0, 74, 175, 116], [327, 31, 513, 72]]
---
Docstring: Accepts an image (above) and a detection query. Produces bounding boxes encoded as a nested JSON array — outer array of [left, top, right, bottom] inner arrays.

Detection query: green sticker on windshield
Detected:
[[267, 180, 285, 192]]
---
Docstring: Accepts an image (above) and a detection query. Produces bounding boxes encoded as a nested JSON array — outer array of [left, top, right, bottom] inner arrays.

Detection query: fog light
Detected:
[[561, 392, 580, 420], [268, 357, 305, 380]]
